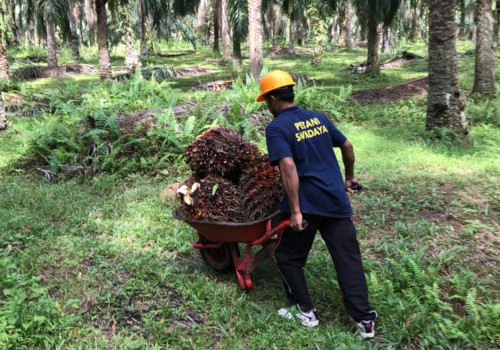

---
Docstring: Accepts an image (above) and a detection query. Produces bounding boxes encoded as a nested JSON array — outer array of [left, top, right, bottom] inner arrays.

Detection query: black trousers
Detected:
[[274, 214, 376, 322]]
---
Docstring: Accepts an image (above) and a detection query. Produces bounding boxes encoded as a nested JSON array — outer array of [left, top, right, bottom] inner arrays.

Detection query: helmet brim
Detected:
[[256, 82, 296, 102]]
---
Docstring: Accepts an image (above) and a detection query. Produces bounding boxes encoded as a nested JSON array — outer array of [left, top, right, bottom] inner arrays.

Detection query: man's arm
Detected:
[[340, 140, 360, 193], [278, 157, 304, 231]]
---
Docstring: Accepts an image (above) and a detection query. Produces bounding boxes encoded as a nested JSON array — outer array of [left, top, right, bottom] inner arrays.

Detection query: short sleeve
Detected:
[[265, 124, 293, 166], [324, 116, 347, 147]]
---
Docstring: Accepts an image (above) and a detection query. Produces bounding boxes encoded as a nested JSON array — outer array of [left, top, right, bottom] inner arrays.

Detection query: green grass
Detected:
[[1, 39, 499, 349]]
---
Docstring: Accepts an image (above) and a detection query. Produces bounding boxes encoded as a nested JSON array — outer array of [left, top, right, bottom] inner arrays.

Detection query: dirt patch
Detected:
[[351, 77, 428, 105], [117, 110, 158, 136], [157, 51, 194, 58], [42, 64, 98, 78], [381, 58, 406, 69], [191, 79, 235, 91], [265, 46, 315, 57], [176, 66, 211, 77]]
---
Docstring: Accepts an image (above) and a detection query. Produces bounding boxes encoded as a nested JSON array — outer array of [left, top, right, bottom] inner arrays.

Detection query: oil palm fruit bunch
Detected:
[[177, 175, 244, 222], [185, 127, 260, 182], [239, 155, 283, 222]]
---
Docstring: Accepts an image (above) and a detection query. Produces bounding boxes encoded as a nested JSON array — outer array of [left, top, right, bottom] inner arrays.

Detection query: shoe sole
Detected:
[[360, 331, 375, 339]]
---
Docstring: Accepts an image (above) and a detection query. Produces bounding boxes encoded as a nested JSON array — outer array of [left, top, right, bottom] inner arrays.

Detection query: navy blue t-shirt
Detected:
[[265, 106, 352, 218]]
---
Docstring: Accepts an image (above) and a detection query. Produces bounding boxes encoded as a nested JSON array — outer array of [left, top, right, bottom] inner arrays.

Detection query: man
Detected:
[[258, 70, 377, 339]]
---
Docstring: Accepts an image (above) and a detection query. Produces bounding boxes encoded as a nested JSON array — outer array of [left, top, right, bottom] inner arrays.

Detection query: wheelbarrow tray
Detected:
[[173, 209, 279, 243]]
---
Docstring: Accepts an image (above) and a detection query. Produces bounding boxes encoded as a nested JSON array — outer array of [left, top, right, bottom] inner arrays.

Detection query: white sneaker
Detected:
[[278, 305, 319, 328], [356, 320, 375, 339], [355, 310, 378, 339]]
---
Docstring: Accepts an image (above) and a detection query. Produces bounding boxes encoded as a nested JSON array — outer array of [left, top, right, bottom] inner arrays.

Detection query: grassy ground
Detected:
[[1, 40, 499, 350]]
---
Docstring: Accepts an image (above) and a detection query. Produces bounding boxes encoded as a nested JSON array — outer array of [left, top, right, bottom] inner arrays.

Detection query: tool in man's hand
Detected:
[[350, 183, 363, 191]]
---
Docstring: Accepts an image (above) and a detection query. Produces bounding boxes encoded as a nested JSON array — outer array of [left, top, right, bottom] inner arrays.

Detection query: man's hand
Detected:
[[290, 211, 304, 231], [345, 177, 361, 194]]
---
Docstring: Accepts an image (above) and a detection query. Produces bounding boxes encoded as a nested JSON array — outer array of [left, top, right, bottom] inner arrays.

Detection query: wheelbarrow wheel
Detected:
[[200, 242, 239, 273]]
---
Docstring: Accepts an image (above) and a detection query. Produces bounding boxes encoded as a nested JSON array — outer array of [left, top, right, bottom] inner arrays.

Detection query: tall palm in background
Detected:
[[220, 0, 231, 58], [28, 0, 71, 68], [0, 1, 8, 131], [353, 0, 399, 74], [0, 2, 9, 80], [247, 0, 263, 78], [228, 0, 247, 62], [95, 0, 112, 80], [473, 0, 496, 94], [68, 1, 80, 60], [426, 0, 467, 135]]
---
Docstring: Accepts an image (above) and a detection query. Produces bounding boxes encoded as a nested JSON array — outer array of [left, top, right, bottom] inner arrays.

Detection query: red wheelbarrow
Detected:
[[173, 210, 290, 290]]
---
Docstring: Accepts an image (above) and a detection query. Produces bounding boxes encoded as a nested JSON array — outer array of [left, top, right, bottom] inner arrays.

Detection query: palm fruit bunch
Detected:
[[177, 175, 244, 222], [185, 127, 260, 182], [239, 155, 283, 222], [178, 127, 282, 222]]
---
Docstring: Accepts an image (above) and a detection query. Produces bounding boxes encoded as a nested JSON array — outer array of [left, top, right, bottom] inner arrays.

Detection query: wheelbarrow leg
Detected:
[[230, 243, 254, 289]]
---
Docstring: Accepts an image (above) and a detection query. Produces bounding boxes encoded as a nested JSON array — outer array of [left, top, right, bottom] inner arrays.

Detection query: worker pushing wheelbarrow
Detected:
[[172, 70, 378, 338]]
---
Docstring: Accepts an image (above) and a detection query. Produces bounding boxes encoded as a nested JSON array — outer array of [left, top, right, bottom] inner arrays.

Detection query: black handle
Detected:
[[302, 220, 309, 229], [350, 183, 363, 191]]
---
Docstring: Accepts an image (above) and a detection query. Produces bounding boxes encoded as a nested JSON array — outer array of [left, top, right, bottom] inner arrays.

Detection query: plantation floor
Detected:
[[1, 41, 499, 349]]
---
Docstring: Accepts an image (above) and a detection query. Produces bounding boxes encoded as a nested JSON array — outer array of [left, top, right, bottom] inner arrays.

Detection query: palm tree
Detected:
[[9, 0, 19, 46], [248, 0, 263, 78], [0, 2, 8, 80], [495, 0, 500, 49], [220, 0, 231, 58], [458, 0, 466, 40], [346, 0, 353, 48], [0, 95, 6, 131], [473, 0, 496, 94], [0, 2, 8, 131], [30, 0, 72, 68], [84, 0, 97, 45], [354, 0, 399, 74], [426, 0, 468, 135], [145, 0, 200, 52], [137, 0, 146, 57], [68, 2, 80, 60], [212, 0, 220, 52], [228, 0, 248, 61], [95, 0, 112, 80]]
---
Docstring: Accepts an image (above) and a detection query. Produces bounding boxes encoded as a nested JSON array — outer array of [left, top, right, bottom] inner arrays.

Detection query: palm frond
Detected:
[[228, 0, 248, 41]]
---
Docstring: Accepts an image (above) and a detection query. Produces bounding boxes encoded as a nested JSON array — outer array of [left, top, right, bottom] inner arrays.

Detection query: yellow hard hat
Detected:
[[256, 70, 296, 102]]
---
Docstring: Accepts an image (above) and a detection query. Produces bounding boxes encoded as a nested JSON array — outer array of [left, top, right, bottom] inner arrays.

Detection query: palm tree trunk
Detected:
[[0, 17, 8, 79], [69, 4, 81, 60], [382, 24, 390, 54], [496, 0, 500, 47], [458, 0, 466, 40], [346, 0, 353, 48], [124, 18, 139, 71], [212, 0, 220, 52], [288, 20, 296, 53], [427, 0, 467, 135], [29, 23, 36, 45], [270, 4, 280, 48], [473, 0, 496, 94], [233, 35, 242, 62], [85, 0, 97, 46], [410, 3, 418, 41], [365, 15, 380, 74], [248, 0, 263, 79], [46, 22, 58, 68], [220, 0, 231, 58], [9, 0, 19, 46], [137, 0, 147, 58], [338, 5, 346, 46], [95, 0, 112, 81], [0, 93, 7, 131]]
